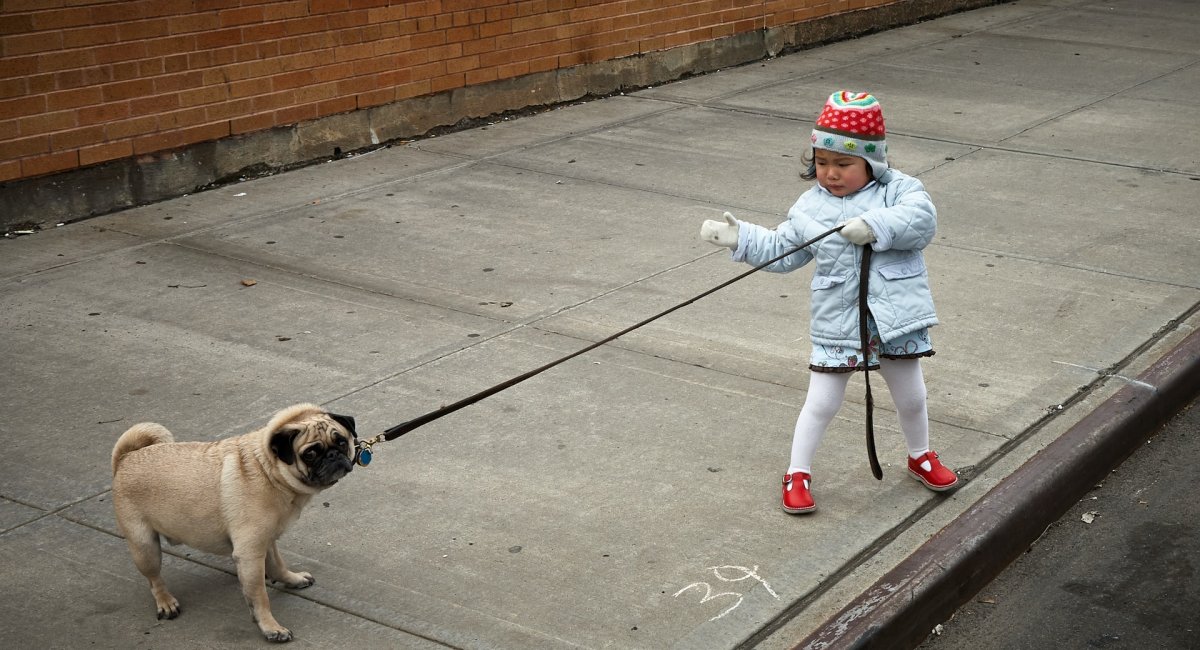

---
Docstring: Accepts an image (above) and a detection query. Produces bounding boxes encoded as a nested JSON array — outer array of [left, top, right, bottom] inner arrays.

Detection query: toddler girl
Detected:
[[700, 91, 958, 514]]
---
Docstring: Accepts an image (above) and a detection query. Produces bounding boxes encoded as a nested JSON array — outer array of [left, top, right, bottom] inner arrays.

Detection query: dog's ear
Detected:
[[328, 412, 357, 438], [270, 428, 301, 465]]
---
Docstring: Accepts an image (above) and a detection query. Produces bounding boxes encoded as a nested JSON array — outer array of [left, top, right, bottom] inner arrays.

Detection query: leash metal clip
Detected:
[[354, 433, 385, 467]]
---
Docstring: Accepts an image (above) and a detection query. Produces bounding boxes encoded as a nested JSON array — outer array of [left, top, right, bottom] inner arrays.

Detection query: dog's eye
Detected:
[[301, 445, 323, 461], [336, 438, 348, 449]]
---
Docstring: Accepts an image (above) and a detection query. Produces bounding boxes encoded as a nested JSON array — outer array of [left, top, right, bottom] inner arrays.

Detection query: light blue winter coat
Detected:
[[731, 169, 938, 348]]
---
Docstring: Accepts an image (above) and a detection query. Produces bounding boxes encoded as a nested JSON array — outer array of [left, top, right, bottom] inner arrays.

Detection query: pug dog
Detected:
[[111, 403, 358, 642]]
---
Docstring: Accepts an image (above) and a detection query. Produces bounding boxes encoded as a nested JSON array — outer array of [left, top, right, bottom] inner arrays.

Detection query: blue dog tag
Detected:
[[356, 447, 373, 467]]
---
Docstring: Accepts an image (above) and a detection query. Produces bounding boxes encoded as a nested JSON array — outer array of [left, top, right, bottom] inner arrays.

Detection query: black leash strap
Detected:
[[859, 244, 883, 480], [353, 224, 846, 459]]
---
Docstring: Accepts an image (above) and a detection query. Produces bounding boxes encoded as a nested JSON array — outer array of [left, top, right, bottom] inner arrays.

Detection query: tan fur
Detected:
[[111, 422, 173, 474], [111, 403, 355, 642]]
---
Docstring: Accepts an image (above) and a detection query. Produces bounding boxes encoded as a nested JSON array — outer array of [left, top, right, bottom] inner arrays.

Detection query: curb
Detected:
[[795, 325, 1200, 650]]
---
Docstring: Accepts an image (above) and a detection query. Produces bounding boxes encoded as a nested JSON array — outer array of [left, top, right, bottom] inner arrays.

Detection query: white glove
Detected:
[[700, 212, 740, 249], [841, 217, 876, 245]]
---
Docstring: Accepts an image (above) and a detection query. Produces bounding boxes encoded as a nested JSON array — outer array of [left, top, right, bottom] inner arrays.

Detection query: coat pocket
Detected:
[[811, 274, 847, 290], [877, 256, 927, 280]]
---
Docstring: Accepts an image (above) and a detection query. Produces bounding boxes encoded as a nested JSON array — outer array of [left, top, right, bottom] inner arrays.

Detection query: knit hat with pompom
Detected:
[[811, 91, 888, 179]]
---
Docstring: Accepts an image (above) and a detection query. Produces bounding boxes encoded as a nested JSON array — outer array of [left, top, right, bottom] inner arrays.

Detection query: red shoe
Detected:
[[908, 451, 958, 491], [782, 472, 816, 514]]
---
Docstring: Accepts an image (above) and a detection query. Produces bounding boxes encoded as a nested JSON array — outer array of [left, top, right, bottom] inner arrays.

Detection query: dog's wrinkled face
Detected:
[[269, 413, 357, 487]]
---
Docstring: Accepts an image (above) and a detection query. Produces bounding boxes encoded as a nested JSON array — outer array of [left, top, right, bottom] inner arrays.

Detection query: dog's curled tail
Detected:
[[111, 423, 174, 475]]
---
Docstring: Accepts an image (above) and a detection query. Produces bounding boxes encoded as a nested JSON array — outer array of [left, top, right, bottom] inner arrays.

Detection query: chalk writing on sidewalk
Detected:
[[673, 564, 780, 621]]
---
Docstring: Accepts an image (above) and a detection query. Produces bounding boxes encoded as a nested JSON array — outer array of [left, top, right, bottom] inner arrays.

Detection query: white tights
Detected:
[[788, 358, 930, 474]]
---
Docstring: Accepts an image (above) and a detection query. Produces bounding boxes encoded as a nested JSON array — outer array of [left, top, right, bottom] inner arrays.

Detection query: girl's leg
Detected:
[[879, 358, 958, 490], [877, 358, 929, 458], [788, 371, 852, 473]]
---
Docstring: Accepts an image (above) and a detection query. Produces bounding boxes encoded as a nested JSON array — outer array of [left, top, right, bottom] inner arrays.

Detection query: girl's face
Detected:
[[814, 149, 871, 197]]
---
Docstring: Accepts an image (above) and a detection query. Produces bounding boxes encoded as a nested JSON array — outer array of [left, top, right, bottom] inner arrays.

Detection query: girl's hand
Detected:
[[700, 212, 740, 249], [841, 217, 876, 245]]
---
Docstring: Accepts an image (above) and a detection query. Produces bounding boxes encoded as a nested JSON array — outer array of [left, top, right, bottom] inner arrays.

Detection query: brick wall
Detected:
[[0, 0, 1000, 227]]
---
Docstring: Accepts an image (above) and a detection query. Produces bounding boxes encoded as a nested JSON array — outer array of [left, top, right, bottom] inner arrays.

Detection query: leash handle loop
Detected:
[[859, 244, 883, 480]]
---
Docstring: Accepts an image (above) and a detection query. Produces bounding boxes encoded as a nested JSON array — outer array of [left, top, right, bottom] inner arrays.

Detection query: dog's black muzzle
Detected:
[[309, 451, 354, 486]]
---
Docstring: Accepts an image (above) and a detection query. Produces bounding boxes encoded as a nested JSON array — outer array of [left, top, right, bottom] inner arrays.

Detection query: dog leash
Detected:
[[353, 224, 860, 469], [352, 223, 843, 465], [858, 245, 883, 480]]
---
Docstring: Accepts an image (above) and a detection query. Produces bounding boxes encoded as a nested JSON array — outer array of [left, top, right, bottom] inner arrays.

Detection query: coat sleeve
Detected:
[[859, 175, 936, 252], [730, 212, 814, 273]]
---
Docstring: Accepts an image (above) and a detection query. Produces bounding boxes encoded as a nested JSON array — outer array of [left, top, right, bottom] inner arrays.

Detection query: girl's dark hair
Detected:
[[800, 149, 817, 181]]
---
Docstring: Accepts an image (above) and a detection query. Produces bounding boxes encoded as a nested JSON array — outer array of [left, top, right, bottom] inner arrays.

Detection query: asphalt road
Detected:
[[918, 395, 1200, 649]]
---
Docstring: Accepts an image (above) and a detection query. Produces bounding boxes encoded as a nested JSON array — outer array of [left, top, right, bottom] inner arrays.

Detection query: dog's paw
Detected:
[[280, 571, 314, 589], [263, 626, 293, 643], [154, 595, 181, 620]]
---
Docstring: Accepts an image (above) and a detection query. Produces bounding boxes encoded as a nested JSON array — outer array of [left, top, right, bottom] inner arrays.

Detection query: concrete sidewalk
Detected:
[[2, 0, 1198, 648]]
